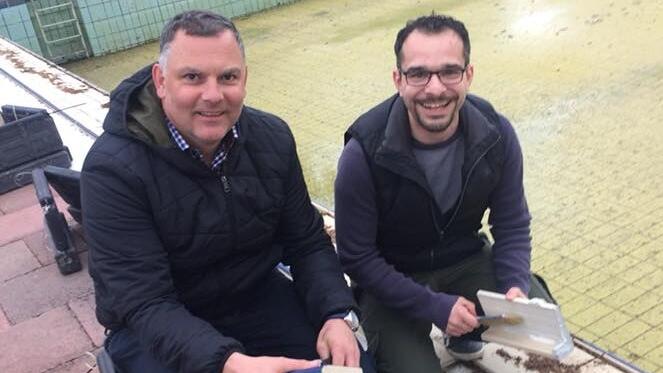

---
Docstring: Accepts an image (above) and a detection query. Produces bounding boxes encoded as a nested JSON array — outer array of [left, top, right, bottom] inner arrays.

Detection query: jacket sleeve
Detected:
[[81, 148, 243, 373], [277, 137, 357, 328], [335, 139, 457, 330], [488, 115, 532, 294]]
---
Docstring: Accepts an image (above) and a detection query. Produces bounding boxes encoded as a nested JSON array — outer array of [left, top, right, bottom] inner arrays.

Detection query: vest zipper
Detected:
[[430, 203, 442, 268], [430, 134, 502, 267]]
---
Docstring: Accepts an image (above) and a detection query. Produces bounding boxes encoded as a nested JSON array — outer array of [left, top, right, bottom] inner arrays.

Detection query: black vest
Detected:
[[345, 94, 505, 272]]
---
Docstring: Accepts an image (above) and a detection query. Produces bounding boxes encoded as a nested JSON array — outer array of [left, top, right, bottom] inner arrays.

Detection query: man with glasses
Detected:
[[335, 14, 546, 372], [82, 10, 374, 373]]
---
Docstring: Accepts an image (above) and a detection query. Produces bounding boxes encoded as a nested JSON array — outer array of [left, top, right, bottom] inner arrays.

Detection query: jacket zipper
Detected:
[[220, 168, 239, 251], [430, 134, 502, 267]]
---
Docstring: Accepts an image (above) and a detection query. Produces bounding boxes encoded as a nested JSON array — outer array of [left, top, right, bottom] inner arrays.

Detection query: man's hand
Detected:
[[445, 297, 479, 337], [222, 352, 319, 373], [316, 318, 360, 367], [505, 286, 527, 301]]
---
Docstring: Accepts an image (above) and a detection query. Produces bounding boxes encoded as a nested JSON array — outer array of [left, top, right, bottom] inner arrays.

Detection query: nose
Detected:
[[201, 80, 223, 102], [425, 72, 448, 94]]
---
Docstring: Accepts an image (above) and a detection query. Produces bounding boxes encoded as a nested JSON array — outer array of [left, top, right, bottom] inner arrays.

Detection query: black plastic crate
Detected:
[[1, 105, 48, 123], [0, 105, 72, 194], [0, 149, 71, 194], [0, 105, 68, 172]]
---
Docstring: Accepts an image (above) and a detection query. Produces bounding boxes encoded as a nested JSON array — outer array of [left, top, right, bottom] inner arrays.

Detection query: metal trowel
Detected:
[[477, 313, 523, 326]]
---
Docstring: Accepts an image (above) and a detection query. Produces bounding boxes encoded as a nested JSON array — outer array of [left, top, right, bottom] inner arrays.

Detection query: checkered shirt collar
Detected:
[[166, 120, 239, 171]]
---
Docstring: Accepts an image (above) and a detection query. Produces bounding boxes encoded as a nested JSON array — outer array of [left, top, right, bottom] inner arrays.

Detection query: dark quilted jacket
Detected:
[[81, 65, 355, 373]]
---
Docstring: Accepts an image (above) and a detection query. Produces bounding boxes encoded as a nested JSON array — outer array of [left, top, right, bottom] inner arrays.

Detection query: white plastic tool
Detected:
[[477, 290, 574, 360]]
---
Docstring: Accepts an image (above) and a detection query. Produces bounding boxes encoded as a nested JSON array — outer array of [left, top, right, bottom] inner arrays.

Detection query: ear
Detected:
[[242, 65, 249, 85], [392, 67, 403, 92], [152, 63, 166, 99], [464, 63, 474, 87]]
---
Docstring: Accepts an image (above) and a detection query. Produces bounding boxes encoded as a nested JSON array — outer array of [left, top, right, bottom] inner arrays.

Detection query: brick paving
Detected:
[[0, 186, 101, 372], [0, 241, 41, 282], [0, 306, 95, 373], [0, 186, 40, 214], [0, 306, 10, 333], [0, 202, 47, 248], [2, 0, 660, 372]]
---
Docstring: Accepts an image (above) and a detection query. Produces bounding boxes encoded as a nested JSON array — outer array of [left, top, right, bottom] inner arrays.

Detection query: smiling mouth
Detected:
[[196, 111, 223, 117], [420, 98, 452, 109]]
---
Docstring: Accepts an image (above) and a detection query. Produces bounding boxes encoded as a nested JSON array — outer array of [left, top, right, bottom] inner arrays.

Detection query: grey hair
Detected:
[[158, 10, 245, 69]]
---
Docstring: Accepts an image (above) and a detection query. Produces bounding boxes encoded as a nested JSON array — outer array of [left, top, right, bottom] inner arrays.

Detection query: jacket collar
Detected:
[[103, 64, 173, 146], [375, 94, 501, 184], [103, 64, 251, 178]]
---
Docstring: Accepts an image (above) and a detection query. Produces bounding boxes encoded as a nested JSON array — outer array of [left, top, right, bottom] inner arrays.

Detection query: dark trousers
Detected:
[[360, 247, 553, 373], [106, 271, 375, 372]]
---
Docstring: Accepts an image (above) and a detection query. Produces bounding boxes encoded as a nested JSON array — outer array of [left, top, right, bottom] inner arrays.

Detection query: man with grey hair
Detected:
[[82, 10, 372, 373]]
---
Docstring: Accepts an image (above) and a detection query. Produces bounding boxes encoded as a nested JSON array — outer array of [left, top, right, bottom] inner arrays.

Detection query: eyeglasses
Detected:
[[400, 66, 466, 86]]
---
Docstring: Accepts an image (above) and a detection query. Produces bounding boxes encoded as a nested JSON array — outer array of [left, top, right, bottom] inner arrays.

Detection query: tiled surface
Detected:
[[0, 3, 41, 54], [230, 1, 663, 370], [66, 0, 663, 368], [0, 0, 297, 62], [27, 0, 88, 62], [77, 0, 299, 57]]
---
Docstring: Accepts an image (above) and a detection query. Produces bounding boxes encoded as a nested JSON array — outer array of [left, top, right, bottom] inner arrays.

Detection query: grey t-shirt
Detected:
[[411, 132, 464, 215]]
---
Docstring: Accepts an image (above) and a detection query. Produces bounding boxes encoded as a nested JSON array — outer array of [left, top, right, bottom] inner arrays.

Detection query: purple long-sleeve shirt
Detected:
[[335, 114, 532, 330]]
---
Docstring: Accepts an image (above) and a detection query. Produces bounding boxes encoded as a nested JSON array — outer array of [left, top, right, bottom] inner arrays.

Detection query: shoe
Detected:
[[446, 337, 485, 361]]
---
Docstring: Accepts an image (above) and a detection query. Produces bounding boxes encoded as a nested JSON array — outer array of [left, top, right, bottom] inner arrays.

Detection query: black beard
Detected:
[[414, 101, 455, 133]]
